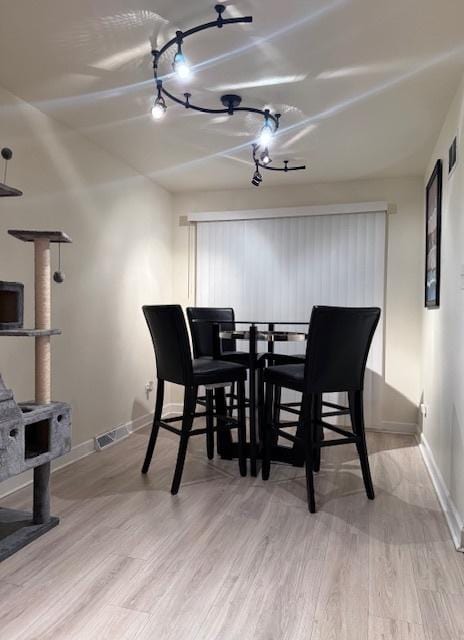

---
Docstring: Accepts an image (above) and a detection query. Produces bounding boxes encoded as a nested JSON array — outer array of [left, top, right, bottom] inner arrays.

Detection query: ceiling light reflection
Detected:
[[280, 124, 318, 148], [208, 74, 307, 91], [94, 43, 151, 70]]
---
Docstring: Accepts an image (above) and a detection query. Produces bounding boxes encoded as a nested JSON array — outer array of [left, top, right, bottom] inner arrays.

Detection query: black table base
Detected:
[[209, 321, 308, 476], [218, 441, 305, 468]]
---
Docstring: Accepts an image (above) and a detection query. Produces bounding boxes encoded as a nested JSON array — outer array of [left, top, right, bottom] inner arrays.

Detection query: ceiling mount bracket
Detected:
[[220, 94, 242, 114], [215, 4, 226, 27]]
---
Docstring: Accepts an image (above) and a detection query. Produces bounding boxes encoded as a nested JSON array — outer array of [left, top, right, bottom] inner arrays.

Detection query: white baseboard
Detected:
[[162, 403, 183, 417], [418, 433, 464, 552], [368, 421, 418, 435]]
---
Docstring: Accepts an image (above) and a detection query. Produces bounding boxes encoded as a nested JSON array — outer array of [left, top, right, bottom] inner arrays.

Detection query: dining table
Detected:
[[208, 320, 308, 476]]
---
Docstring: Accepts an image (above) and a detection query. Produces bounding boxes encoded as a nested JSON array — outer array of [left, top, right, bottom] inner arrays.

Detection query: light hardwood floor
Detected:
[[0, 428, 463, 640]]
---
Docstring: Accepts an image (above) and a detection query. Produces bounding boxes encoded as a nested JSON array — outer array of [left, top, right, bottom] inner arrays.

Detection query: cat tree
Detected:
[[0, 230, 72, 561]]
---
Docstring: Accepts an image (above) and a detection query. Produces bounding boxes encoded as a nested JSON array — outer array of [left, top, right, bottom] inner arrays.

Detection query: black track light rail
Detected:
[[152, 4, 280, 130], [161, 85, 280, 128], [153, 5, 252, 60], [259, 162, 307, 172], [252, 144, 306, 172]]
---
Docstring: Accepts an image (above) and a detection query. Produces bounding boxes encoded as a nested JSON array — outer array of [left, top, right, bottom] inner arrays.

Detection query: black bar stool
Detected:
[[187, 307, 249, 412], [142, 305, 247, 494], [187, 307, 253, 450], [187, 307, 269, 474], [186, 307, 247, 363], [262, 305, 381, 513]]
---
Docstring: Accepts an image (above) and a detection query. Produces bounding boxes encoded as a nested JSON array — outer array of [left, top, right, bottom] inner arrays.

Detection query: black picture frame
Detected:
[[425, 159, 442, 308]]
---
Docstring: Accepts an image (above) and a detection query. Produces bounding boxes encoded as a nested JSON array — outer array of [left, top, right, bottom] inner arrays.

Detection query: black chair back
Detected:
[[304, 306, 381, 393], [143, 305, 193, 386], [186, 307, 237, 358]]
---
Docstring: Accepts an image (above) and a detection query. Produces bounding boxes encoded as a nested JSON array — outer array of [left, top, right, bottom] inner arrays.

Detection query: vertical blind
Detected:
[[196, 211, 386, 423]]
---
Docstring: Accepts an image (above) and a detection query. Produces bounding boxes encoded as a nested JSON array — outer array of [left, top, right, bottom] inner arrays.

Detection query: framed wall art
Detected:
[[425, 159, 443, 308]]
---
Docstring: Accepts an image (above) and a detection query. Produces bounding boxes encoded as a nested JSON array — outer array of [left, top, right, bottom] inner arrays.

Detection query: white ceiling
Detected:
[[0, 0, 463, 192]]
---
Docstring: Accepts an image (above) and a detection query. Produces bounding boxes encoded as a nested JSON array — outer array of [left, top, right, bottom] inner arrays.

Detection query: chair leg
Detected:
[[303, 396, 316, 513], [205, 389, 215, 460], [291, 401, 306, 468], [350, 390, 375, 500], [171, 386, 197, 495], [272, 385, 282, 446], [313, 394, 323, 473], [228, 382, 235, 417], [142, 380, 164, 474], [261, 381, 273, 481], [257, 368, 264, 443], [237, 380, 247, 477]]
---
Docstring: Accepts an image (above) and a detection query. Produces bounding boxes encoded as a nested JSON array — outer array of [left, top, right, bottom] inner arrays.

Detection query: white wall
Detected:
[[421, 74, 464, 548], [173, 177, 424, 432], [0, 85, 173, 460]]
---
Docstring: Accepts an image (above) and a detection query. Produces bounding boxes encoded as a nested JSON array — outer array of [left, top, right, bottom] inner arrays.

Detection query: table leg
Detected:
[[291, 400, 307, 467], [257, 367, 264, 444], [259, 323, 273, 443], [249, 325, 258, 477]]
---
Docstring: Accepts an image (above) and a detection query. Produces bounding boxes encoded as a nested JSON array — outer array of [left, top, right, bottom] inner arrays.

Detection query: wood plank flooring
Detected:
[[0, 428, 463, 639]]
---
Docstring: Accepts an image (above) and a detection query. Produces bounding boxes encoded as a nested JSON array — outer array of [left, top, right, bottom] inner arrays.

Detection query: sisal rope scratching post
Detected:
[[34, 238, 51, 404]]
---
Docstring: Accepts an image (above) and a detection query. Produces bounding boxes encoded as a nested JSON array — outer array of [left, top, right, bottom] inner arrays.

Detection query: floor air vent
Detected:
[[95, 425, 130, 451]]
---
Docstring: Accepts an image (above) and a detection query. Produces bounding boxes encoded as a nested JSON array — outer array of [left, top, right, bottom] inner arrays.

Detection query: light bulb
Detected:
[[151, 97, 167, 120], [173, 52, 191, 79], [259, 121, 273, 147], [260, 148, 272, 165]]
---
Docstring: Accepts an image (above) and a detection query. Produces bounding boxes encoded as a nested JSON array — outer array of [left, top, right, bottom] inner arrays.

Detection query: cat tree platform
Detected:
[[0, 329, 61, 337]]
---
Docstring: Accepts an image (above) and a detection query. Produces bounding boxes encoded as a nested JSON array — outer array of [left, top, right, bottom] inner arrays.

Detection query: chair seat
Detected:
[[263, 363, 305, 391], [193, 358, 247, 385]]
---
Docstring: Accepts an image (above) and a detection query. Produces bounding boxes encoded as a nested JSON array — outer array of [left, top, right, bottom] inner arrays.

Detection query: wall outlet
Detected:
[[145, 380, 154, 394], [420, 403, 428, 418]]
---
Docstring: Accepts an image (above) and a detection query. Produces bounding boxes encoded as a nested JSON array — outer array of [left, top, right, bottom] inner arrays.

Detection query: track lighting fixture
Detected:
[[251, 144, 306, 186], [259, 113, 274, 147], [260, 148, 272, 165], [150, 4, 306, 186], [151, 6, 279, 133], [151, 80, 167, 120], [151, 96, 167, 120], [173, 52, 191, 79], [172, 32, 191, 80], [251, 166, 262, 187]]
